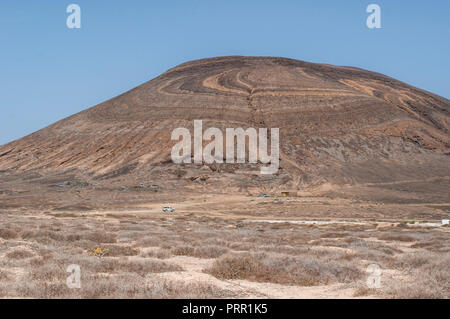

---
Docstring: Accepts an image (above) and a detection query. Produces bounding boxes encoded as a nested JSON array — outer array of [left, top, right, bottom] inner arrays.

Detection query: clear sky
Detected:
[[0, 0, 449, 145]]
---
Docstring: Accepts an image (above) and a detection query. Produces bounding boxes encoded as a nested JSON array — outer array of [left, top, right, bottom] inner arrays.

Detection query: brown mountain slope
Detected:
[[0, 56, 449, 204]]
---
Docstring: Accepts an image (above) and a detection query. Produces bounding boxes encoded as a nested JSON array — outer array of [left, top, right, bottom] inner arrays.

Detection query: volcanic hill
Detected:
[[0, 56, 449, 207]]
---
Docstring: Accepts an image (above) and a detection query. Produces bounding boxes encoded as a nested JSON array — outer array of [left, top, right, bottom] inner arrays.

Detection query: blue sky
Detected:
[[0, 0, 449, 145]]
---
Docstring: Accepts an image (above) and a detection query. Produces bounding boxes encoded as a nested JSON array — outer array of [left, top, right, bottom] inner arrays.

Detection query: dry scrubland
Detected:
[[0, 197, 448, 299]]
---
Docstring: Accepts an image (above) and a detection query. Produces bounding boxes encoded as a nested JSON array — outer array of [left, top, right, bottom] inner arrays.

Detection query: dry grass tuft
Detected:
[[0, 269, 10, 281], [85, 232, 117, 244], [101, 245, 139, 257], [0, 228, 18, 239], [116, 259, 182, 276], [384, 252, 450, 298], [377, 234, 417, 242], [13, 273, 232, 298], [141, 248, 172, 259], [205, 252, 362, 286], [6, 248, 34, 259], [171, 245, 228, 259]]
